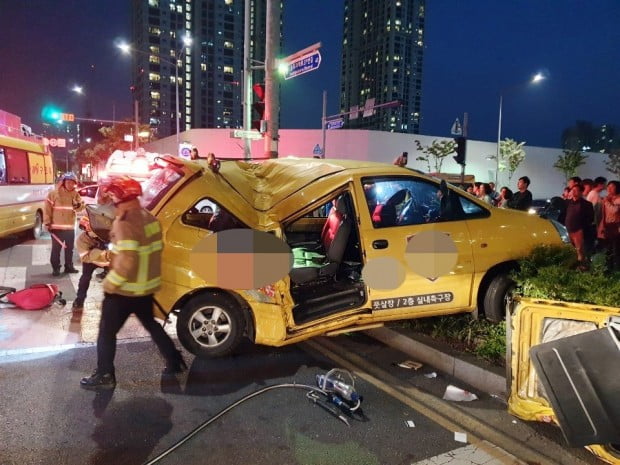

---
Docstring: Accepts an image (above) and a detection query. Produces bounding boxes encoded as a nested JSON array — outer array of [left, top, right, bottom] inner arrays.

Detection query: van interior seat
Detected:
[[290, 197, 351, 284], [372, 189, 409, 227]]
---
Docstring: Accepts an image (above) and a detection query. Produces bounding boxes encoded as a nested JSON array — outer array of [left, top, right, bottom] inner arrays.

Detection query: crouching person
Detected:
[[80, 176, 186, 390], [72, 216, 110, 313]]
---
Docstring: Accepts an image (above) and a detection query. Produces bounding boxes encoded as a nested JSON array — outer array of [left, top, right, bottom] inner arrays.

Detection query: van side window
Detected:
[[182, 198, 248, 232], [5, 147, 29, 184]]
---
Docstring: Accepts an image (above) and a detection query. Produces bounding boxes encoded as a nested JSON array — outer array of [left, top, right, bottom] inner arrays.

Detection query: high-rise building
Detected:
[[340, 0, 425, 133], [130, 0, 266, 139]]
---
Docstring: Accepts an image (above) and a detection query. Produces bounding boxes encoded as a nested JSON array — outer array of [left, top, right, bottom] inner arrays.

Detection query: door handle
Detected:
[[372, 239, 388, 249]]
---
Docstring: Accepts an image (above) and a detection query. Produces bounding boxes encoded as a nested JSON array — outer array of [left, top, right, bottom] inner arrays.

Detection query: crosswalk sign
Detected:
[[313, 144, 322, 155]]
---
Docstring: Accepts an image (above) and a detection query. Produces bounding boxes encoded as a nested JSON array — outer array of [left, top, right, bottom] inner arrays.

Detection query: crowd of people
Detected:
[[554, 176, 620, 270], [463, 175, 620, 270]]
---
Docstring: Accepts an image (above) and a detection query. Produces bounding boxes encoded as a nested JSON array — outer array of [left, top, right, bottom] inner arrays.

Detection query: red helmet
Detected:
[[101, 176, 142, 202]]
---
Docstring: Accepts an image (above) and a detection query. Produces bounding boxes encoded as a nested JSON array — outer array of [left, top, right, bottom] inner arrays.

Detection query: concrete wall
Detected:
[[143, 129, 616, 200]]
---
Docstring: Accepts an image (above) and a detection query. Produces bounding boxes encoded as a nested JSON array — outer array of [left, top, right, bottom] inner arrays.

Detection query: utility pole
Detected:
[[243, 0, 253, 160], [134, 99, 139, 151], [264, 0, 280, 158]]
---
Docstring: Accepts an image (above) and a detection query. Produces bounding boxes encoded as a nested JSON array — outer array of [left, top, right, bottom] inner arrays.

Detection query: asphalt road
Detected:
[[1, 339, 459, 465]]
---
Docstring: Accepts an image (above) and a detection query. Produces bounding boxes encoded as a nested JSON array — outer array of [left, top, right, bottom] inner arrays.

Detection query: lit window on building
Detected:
[[201, 63, 207, 71], [149, 27, 161, 36], [150, 91, 161, 100], [149, 73, 161, 82], [224, 41, 234, 49], [225, 0, 233, 4], [149, 46, 160, 54], [148, 0, 159, 6], [149, 55, 160, 64], [176, 5, 182, 13], [223, 66, 234, 74]]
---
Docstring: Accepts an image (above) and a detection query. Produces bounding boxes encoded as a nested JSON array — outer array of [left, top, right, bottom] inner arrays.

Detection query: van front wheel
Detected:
[[482, 273, 515, 322], [176, 293, 245, 358]]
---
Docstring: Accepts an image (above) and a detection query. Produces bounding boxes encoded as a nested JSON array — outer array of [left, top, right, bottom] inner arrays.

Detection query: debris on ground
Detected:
[[443, 384, 478, 402], [396, 360, 423, 370]]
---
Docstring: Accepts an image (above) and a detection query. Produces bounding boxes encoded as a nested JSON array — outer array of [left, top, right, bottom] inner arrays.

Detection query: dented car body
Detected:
[[142, 155, 566, 359]]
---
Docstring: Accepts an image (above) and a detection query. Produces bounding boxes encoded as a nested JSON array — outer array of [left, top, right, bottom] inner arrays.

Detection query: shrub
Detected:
[[511, 244, 620, 307]]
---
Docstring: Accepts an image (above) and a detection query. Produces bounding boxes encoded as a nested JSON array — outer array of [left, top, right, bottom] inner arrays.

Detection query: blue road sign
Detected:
[[326, 118, 344, 130], [283, 50, 322, 80]]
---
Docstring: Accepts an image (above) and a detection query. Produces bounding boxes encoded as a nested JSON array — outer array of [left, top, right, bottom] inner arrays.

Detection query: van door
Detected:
[[357, 176, 475, 316], [508, 298, 620, 460]]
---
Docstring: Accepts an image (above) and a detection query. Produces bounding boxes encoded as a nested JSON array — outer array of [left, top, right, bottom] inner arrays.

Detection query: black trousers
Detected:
[[97, 293, 181, 375], [50, 229, 75, 270], [76, 262, 98, 302]]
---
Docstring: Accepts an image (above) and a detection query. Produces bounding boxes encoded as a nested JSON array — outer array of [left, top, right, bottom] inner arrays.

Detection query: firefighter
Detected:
[[80, 176, 186, 390], [43, 172, 84, 276], [72, 216, 110, 313]]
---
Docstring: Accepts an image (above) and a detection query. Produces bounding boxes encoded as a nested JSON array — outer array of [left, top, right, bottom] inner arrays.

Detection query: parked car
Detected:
[[142, 155, 569, 358], [77, 185, 99, 217]]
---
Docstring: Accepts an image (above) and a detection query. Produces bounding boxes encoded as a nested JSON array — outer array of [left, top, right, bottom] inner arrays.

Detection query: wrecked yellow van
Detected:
[[508, 298, 620, 464], [142, 155, 568, 358]]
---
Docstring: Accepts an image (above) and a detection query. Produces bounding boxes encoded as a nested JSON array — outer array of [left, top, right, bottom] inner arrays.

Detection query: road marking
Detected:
[[31, 244, 50, 266], [0, 266, 26, 291], [305, 337, 589, 465]]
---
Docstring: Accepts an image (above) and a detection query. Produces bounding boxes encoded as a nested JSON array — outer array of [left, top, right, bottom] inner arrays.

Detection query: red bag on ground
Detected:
[[0, 284, 66, 310]]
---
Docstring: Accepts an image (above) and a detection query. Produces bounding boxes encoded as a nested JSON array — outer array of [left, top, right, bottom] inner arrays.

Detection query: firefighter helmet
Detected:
[[60, 172, 78, 183], [101, 176, 142, 202]]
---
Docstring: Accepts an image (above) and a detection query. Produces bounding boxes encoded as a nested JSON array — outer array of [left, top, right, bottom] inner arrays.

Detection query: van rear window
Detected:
[[141, 166, 183, 210]]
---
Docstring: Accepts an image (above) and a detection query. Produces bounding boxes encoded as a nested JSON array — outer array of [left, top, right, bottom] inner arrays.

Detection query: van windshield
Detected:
[[141, 166, 183, 210]]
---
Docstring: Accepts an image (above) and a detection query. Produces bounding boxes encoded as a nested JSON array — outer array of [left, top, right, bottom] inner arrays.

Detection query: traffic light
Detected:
[[252, 83, 265, 132], [41, 104, 63, 124], [453, 136, 466, 165]]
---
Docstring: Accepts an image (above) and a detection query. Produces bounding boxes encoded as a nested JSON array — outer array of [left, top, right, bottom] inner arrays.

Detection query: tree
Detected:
[[561, 121, 620, 153], [491, 138, 526, 182], [605, 149, 620, 177], [414, 139, 456, 173], [553, 150, 589, 181]]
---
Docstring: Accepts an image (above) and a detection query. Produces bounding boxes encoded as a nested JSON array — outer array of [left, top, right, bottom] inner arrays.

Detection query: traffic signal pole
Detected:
[[264, 0, 280, 158], [243, 0, 252, 160]]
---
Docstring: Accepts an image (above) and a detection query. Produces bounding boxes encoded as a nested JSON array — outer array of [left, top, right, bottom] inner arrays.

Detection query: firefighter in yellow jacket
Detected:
[[80, 176, 186, 390], [72, 216, 110, 312], [43, 172, 84, 276]]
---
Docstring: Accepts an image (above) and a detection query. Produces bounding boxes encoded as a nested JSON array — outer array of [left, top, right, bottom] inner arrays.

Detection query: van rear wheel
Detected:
[[482, 273, 515, 322], [176, 293, 245, 358]]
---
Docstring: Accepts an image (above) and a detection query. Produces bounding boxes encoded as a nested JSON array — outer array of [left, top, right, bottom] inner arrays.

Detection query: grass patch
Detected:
[[405, 314, 506, 366]]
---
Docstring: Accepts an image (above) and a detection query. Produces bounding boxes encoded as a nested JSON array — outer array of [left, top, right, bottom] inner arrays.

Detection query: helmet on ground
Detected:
[[79, 215, 92, 232], [101, 176, 142, 202]]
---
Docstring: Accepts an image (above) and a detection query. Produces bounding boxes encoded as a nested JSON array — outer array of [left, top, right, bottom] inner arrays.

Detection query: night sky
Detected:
[[1, 0, 618, 148]]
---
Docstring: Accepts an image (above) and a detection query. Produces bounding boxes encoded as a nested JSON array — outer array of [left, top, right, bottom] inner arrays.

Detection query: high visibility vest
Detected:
[[103, 199, 163, 297]]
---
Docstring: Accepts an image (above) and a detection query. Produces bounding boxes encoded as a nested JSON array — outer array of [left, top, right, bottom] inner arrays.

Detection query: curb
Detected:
[[365, 326, 508, 399]]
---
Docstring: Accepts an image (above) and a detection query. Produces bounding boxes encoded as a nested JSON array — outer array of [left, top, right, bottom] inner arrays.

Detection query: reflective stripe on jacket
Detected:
[[103, 199, 163, 297], [43, 186, 84, 230], [76, 231, 110, 267]]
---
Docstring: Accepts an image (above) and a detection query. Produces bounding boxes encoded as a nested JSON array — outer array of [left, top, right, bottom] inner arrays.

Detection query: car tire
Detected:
[[176, 293, 245, 358], [29, 211, 43, 240], [482, 273, 515, 323]]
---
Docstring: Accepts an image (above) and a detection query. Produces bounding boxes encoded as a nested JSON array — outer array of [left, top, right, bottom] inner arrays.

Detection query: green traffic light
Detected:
[[41, 104, 63, 124]]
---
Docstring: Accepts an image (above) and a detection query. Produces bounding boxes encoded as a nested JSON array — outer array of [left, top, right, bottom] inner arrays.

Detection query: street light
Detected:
[[496, 72, 546, 185], [71, 85, 84, 95], [117, 33, 192, 148]]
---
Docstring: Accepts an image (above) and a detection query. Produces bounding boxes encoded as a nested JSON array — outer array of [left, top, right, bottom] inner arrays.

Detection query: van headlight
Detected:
[[549, 219, 570, 243]]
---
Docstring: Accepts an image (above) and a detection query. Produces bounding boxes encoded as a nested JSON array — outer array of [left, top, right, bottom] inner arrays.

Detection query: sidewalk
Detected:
[[0, 267, 176, 357]]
